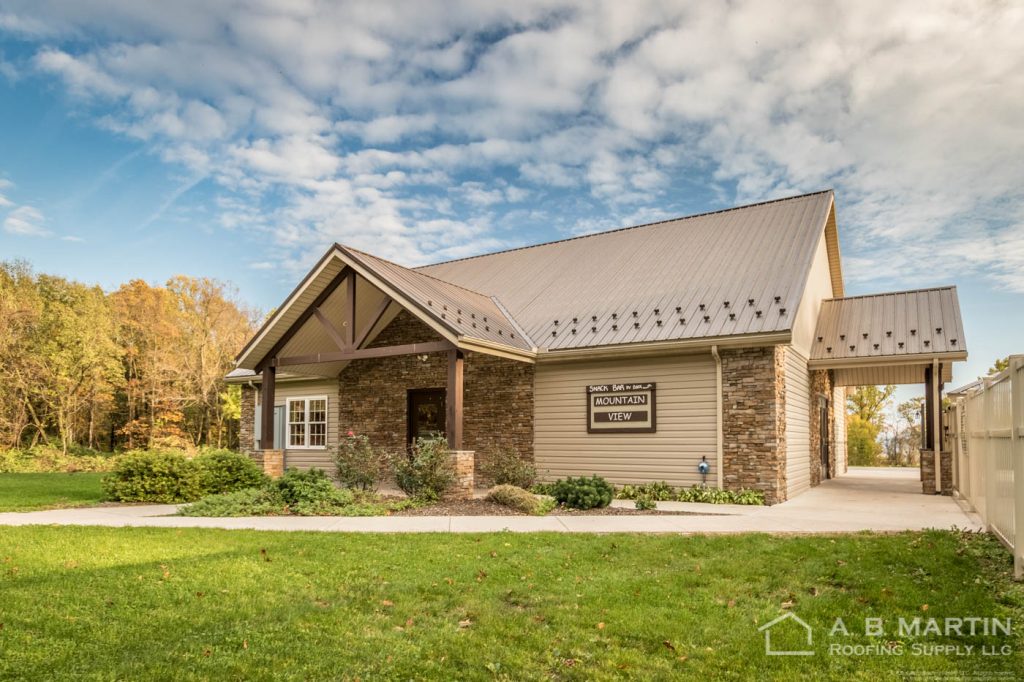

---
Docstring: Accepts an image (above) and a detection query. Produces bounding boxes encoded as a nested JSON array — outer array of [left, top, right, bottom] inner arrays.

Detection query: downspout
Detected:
[[711, 345, 724, 489]]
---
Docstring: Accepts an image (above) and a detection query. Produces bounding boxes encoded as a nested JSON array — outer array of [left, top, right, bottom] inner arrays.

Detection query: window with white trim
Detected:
[[287, 396, 328, 448]]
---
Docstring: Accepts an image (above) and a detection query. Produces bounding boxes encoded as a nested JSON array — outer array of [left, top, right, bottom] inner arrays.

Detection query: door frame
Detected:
[[406, 387, 446, 445]]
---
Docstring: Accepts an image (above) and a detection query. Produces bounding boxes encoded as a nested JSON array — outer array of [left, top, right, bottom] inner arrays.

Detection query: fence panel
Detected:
[[951, 356, 1024, 577]]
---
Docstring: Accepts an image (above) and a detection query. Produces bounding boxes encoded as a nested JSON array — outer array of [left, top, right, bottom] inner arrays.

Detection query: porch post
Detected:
[[446, 349, 464, 450], [933, 359, 943, 493], [260, 365, 276, 448]]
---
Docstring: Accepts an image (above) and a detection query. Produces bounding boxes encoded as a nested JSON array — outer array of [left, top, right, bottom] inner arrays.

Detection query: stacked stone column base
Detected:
[[920, 449, 953, 495], [447, 450, 475, 500], [262, 449, 284, 478]]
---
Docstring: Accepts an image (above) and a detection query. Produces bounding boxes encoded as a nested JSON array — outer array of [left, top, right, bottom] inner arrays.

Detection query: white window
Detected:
[[286, 396, 328, 449]]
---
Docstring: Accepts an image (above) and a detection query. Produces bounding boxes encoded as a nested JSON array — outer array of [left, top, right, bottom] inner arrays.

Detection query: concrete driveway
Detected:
[[0, 467, 982, 534]]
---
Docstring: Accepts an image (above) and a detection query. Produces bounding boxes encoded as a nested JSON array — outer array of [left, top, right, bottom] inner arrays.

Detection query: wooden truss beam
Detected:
[[274, 340, 454, 367]]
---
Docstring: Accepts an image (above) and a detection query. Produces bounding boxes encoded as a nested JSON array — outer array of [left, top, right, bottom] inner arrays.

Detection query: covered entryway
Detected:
[[809, 287, 968, 495]]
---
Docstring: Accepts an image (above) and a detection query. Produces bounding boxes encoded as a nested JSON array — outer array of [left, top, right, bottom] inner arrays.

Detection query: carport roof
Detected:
[[809, 286, 967, 385]]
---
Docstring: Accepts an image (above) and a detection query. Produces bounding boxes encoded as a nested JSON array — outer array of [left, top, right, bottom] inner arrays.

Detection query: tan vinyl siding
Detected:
[[533, 354, 716, 487], [834, 385, 847, 473], [791, 229, 836, 356], [257, 379, 339, 471], [785, 347, 811, 497]]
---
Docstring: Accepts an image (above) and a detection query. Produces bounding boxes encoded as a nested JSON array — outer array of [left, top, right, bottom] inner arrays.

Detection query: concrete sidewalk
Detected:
[[0, 467, 982, 534]]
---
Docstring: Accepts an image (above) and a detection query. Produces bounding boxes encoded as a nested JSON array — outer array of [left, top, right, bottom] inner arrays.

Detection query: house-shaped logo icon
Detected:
[[758, 612, 814, 656]]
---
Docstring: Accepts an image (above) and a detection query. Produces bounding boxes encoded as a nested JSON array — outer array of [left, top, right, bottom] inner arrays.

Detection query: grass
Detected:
[[0, 473, 106, 512], [0, 528, 1021, 680]]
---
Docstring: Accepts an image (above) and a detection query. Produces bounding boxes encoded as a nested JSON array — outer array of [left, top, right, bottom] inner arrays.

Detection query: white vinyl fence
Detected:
[[949, 356, 1024, 577]]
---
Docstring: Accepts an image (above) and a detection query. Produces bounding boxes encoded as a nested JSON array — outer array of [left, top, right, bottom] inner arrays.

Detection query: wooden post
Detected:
[[446, 349, 464, 450], [260, 365, 276, 448], [924, 365, 935, 451]]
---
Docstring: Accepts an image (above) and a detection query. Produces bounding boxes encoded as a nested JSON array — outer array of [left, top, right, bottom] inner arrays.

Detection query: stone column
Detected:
[[262, 449, 284, 478], [920, 449, 952, 495], [447, 450, 475, 500]]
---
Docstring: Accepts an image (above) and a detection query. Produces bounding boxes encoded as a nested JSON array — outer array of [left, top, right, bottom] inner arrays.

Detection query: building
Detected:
[[227, 190, 968, 504]]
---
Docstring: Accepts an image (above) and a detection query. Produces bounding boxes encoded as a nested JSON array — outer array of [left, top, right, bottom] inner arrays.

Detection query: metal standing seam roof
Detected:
[[809, 287, 967, 363], [418, 190, 837, 350], [342, 246, 532, 350]]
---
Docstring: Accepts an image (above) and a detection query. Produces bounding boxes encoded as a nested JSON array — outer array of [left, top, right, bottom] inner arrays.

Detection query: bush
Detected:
[[486, 484, 550, 515], [179, 487, 288, 517], [333, 432, 390, 491], [102, 450, 204, 503], [481, 447, 536, 488], [196, 449, 266, 494], [273, 468, 354, 515], [550, 475, 614, 510], [394, 437, 455, 502], [616, 481, 674, 501], [634, 493, 657, 511], [676, 485, 765, 506]]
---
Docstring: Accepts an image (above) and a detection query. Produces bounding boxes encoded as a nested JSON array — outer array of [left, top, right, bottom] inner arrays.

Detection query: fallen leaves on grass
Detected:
[[458, 619, 473, 629]]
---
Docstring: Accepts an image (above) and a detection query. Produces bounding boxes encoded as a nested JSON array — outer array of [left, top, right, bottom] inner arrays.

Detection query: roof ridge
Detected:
[[416, 189, 834, 269], [823, 285, 957, 302], [341, 244, 497, 301]]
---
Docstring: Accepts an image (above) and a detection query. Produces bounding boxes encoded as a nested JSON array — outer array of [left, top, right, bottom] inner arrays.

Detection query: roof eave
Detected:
[[536, 331, 792, 363], [808, 350, 968, 370]]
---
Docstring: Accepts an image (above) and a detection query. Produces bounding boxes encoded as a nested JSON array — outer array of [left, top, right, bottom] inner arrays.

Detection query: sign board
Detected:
[[586, 383, 656, 433]]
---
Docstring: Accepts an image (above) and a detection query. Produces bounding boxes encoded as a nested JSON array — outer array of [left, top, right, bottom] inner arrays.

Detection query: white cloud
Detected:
[[4, 205, 48, 236], [4, 0, 1022, 289], [60, 235, 84, 242]]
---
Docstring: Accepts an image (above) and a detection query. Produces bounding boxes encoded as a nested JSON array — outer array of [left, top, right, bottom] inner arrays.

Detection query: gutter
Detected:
[[535, 331, 791, 363], [711, 345, 724, 489]]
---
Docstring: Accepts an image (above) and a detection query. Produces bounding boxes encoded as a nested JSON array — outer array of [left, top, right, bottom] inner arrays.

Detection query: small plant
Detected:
[[394, 437, 455, 502], [333, 431, 390, 491], [634, 493, 657, 511], [481, 447, 536, 488], [196, 449, 266, 494], [102, 450, 204, 503], [530, 482, 558, 497], [486, 484, 548, 515], [550, 475, 614, 510]]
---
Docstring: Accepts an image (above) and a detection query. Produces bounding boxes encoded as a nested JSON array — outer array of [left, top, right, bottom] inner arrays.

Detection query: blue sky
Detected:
[[0, 0, 1022, 396]]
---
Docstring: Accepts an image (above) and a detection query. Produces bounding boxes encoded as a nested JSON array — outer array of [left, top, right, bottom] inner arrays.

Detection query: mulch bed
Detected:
[[390, 498, 698, 516]]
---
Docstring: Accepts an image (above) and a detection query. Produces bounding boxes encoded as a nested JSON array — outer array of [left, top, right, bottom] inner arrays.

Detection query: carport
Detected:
[[808, 287, 968, 494]]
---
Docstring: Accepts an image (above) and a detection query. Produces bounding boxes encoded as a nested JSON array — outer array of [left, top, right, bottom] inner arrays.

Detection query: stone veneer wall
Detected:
[[808, 369, 836, 485], [240, 384, 260, 465], [720, 346, 788, 504], [336, 310, 534, 478]]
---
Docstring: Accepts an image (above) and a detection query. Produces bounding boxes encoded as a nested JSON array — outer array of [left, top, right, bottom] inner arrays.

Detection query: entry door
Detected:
[[407, 389, 446, 444], [818, 397, 830, 480]]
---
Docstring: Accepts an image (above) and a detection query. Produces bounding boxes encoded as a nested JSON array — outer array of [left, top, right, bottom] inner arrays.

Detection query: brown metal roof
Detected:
[[419, 190, 836, 350], [342, 246, 532, 350], [810, 286, 967, 363]]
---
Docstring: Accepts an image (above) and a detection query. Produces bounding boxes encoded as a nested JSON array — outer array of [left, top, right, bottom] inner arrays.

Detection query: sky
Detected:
[[0, 0, 1022, 396]]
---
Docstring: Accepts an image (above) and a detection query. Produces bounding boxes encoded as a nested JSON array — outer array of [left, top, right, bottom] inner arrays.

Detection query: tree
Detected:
[[846, 385, 896, 466], [988, 357, 1010, 375]]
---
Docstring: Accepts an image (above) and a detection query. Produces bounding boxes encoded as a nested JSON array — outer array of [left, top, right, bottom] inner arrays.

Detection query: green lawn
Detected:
[[0, 528, 1021, 680], [0, 473, 105, 512]]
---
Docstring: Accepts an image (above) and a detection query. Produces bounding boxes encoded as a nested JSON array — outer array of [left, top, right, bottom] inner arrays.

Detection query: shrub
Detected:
[[634, 493, 657, 511], [675, 485, 765, 506], [196, 449, 266, 494], [394, 437, 455, 502], [616, 481, 674, 501], [102, 450, 204, 503], [179, 487, 288, 517], [481, 447, 536, 488], [550, 475, 614, 510], [272, 468, 354, 515], [333, 432, 390, 491], [486, 484, 549, 515], [529, 482, 558, 497]]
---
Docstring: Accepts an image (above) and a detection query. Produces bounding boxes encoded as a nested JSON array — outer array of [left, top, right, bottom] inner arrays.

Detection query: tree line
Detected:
[[0, 260, 257, 453]]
